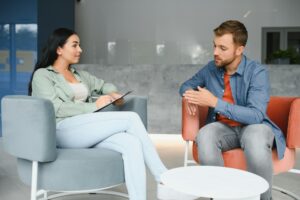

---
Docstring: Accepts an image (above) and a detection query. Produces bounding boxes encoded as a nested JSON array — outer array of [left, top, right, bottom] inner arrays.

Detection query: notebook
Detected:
[[94, 90, 132, 112]]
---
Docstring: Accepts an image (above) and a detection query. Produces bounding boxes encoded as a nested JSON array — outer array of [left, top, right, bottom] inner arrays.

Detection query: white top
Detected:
[[68, 82, 89, 102], [161, 166, 269, 200]]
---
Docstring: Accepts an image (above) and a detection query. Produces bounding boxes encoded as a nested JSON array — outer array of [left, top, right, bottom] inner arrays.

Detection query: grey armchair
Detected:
[[1, 95, 147, 200]]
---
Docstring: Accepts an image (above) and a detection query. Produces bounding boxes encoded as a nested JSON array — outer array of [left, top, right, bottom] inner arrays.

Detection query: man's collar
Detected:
[[235, 55, 246, 75]]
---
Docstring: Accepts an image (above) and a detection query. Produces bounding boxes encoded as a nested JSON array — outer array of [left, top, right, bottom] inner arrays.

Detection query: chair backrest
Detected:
[[267, 96, 300, 148], [1, 95, 57, 162], [267, 96, 296, 137]]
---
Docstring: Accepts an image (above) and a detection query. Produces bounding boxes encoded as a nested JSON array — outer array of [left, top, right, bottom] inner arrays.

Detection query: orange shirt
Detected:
[[217, 73, 241, 127]]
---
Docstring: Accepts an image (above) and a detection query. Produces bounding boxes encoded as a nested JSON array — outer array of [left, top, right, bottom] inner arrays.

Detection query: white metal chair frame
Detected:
[[30, 161, 128, 200]]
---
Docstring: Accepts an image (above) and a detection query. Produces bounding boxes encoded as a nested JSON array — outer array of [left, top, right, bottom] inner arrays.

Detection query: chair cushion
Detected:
[[17, 148, 124, 191]]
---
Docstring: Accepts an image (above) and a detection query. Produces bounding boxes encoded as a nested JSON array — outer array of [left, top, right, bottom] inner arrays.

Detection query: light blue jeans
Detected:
[[196, 122, 274, 200], [56, 111, 167, 200]]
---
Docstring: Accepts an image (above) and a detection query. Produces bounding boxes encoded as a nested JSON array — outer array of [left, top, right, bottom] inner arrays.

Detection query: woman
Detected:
[[29, 28, 195, 200], [29, 28, 167, 200]]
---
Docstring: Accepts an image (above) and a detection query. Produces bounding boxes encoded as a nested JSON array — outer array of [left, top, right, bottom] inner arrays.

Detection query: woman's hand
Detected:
[[109, 92, 122, 100], [95, 95, 114, 108], [109, 92, 125, 106]]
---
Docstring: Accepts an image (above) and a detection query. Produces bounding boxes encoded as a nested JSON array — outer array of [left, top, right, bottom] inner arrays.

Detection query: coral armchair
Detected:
[[182, 96, 300, 199]]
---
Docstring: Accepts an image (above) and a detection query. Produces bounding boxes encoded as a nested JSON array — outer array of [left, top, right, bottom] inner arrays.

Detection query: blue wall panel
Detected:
[[0, 0, 37, 23]]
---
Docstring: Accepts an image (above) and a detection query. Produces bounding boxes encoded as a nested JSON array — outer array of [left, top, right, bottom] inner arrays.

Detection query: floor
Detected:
[[0, 134, 300, 200]]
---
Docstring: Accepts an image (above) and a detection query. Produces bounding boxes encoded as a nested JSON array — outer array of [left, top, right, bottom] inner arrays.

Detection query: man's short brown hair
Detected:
[[214, 20, 248, 46]]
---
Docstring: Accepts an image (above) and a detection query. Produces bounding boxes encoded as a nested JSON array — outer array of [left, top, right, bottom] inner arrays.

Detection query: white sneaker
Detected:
[[157, 183, 198, 200]]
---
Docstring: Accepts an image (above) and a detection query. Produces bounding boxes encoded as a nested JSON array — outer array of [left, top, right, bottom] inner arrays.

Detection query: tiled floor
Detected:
[[0, 134, 299, 200]]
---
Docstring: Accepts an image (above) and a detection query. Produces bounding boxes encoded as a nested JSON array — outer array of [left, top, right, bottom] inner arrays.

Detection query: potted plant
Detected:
[[268, 48, 300, 64]]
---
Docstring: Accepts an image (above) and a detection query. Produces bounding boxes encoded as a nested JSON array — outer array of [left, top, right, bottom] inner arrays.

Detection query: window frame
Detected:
[[262, 27, 300, 64]]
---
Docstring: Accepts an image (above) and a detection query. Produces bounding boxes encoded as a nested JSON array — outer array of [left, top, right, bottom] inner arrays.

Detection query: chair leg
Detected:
[[46, 188, 128, 199], [272, 168, 300, 200], [272, 186, 300, 200], [31, 161, 38, 200], [184, 141, 189, 167], [36, 190, 48, 200], [184, 140, 197, 167]]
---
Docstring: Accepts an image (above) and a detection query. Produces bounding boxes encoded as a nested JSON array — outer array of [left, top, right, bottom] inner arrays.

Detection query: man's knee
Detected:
[[241, 124, 273, 143], [240, 124, 274, 152], [196, 123, 221, 146]]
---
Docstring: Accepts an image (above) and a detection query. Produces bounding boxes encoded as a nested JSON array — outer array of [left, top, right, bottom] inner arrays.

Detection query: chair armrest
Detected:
[[287, 98, 300, 148], [182, 98, 200, 141], [120, 96, 148, 129], [1, 95, 57, 162]]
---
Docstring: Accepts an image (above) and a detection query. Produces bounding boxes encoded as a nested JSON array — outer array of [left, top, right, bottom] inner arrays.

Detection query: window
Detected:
[[0, 24, 37, 95], [0, 24, 11, 94], [262, 27, 300, 64]]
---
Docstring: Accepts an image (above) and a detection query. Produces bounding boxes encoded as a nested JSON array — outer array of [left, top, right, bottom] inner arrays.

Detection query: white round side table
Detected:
[[161, 166, 269, 200]]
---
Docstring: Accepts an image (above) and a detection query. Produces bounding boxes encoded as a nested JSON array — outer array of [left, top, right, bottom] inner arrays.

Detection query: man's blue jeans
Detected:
[[196, 122, 274, 200]]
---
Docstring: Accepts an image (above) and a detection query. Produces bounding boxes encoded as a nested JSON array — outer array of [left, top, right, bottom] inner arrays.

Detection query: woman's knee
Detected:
[[99, 133, 143, 153], [124, 111, 140, 120], [121, 111, 142, 125]]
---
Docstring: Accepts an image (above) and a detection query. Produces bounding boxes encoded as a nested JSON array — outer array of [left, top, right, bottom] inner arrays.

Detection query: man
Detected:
[[179, 20, 285, 200]]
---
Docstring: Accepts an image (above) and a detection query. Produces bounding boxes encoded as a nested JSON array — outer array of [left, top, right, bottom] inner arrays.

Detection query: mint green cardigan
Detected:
[[31, 66, 118, 122]]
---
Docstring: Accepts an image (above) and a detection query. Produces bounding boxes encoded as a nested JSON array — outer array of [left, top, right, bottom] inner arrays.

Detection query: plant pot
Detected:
[[271, 58, 290, 64]]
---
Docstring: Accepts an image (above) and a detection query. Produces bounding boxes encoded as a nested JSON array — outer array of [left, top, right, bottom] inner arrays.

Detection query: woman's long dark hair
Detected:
[[28, 28, 77, 95]]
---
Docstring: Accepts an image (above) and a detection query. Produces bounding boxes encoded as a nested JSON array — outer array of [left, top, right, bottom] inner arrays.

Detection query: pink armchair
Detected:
[[182, 96, 300, 199]]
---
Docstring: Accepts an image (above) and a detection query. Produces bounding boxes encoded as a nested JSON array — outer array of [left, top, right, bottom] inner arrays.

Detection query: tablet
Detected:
[[94, 91, 132, 112]]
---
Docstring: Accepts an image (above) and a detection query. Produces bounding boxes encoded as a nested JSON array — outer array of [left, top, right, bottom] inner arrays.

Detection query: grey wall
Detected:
[[74, 0, 300, 133], [75, 64, 300, 134], [75, 0, 300, 65]]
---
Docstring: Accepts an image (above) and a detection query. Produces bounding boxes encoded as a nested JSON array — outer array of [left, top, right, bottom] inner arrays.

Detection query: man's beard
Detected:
[[214, 56, 236, 67]]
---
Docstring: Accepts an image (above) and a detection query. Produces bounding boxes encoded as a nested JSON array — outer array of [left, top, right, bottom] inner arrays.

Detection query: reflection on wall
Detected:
[[0, 50, 36, 91], [105, 39, 208, 65], [0, 50, 9, 72], [16, 51, 37, 72], [16, 50, 37, 91]]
